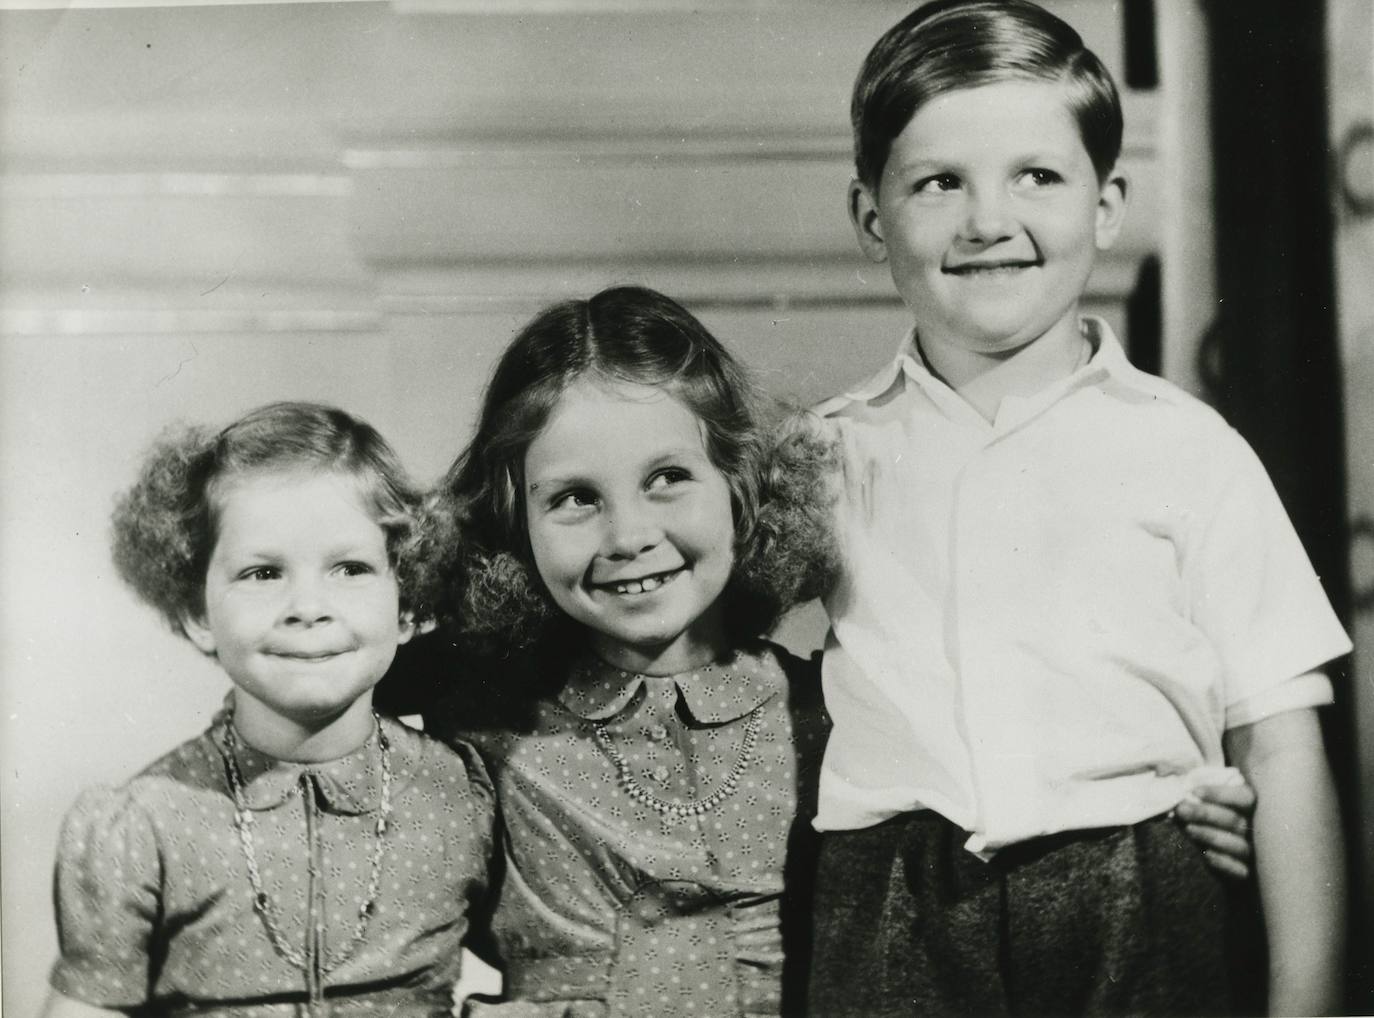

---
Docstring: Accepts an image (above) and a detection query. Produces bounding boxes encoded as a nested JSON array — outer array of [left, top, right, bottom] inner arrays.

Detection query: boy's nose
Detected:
[[961, 189, 1015, 242]]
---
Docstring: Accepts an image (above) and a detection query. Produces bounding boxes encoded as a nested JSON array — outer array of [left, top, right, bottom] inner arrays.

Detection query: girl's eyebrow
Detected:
[[526, 472, 588, 494], [224, 539, 380, 561], [527, 445, 706, 493], [644, 447, 707, 469]]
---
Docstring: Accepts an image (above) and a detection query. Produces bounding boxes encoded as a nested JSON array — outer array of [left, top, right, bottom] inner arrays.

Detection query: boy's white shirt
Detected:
[[813, 317, 1350, 856]]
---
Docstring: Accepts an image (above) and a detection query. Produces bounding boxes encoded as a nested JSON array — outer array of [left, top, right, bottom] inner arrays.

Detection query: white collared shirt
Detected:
[[814, 318, 1351, 854]]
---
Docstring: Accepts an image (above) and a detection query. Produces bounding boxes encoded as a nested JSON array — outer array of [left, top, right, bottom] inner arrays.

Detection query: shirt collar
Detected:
[[557, 643, 784, 724], [211, 708, 387, 815], [829, 316, 1145, 411]]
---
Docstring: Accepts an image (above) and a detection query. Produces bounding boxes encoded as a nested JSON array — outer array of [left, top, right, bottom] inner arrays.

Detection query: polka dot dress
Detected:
[[445, 643, 829, 1018], [50, 712, 495, 1017]]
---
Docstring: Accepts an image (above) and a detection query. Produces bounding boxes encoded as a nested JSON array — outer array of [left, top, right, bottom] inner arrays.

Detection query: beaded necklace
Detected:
[[587, 664, 762, 819], [222, 712, 392, 1005]]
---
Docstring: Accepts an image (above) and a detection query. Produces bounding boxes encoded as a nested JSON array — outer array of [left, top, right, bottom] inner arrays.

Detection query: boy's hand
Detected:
[[1175, 780, 1256, 880]]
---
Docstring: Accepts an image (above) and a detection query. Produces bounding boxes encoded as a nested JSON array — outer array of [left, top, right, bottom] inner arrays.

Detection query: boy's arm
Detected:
[[1224, 697, 1346, 1016]]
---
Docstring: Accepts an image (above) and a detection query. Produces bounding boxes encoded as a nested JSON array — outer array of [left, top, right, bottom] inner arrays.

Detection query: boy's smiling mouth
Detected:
[[944, 259, 1041, 276], [593, 568, 685, 596]]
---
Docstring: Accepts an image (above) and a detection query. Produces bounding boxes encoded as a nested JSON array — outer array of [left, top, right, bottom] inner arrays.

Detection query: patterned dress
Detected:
[[429, 641, 829, 1018], [50, 711, 495, 1017]]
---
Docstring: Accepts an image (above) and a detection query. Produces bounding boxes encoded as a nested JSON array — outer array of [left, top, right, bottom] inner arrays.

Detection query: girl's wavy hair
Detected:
[[111, 401, 425, 636], [852, 0, 1123, 193], [424, 285, 838, 655]]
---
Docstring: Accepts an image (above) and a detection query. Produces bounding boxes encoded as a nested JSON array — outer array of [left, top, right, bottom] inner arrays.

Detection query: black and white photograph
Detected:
[[2, 0, 1371, 1014]]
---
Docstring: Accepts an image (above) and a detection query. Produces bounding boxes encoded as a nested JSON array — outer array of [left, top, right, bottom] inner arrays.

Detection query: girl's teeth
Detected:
[[611, 572, 672, 595]]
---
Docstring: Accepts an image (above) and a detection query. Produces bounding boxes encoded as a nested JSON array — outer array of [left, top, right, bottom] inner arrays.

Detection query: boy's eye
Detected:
[[1020, 167, 1062, 187], [239, 565, 281, 582], [915, 173, 961, 195], [646, 468, 691, 491]]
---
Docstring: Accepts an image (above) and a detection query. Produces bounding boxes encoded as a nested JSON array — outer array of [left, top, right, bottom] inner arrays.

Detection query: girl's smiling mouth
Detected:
[[593, 568, 685, 596], [269, 648, 350, 662]]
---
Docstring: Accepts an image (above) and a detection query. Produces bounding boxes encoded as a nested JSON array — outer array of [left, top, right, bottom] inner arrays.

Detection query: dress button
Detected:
[[652, 765, 671, 782], [647, 724, 669, 742]]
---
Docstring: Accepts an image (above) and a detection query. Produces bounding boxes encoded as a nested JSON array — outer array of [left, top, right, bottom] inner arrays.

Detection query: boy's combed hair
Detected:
[[424, 285, 838, 655], [852, 0, 1123, 192], [111, 400, 426, 636]]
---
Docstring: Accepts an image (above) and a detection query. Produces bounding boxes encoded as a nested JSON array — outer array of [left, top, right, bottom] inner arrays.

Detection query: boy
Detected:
[[808, 1, 1350, 1014]]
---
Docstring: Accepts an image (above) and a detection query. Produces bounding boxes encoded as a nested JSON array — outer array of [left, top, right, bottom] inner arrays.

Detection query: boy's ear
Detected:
[[181, 613, 217, 656], [848, 178, 888, 263], [1094, 166, 1129, 252]]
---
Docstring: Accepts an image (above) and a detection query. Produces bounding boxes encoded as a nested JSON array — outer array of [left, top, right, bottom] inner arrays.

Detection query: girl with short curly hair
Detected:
[[44, 401, 494, 1018], [419, 286, 839, 1017]]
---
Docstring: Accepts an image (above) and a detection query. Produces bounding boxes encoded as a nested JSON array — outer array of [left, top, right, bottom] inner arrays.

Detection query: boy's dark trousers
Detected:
[[807, 810, 1233, 1017]]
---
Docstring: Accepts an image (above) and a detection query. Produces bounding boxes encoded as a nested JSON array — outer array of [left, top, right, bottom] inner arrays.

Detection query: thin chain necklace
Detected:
[[223, 712, 392, 998], [588, 666, 762, 819]]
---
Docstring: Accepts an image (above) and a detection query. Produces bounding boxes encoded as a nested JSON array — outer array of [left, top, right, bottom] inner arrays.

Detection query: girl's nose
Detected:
[[282, 577, 332, 626], [602, 503, 662, 558]]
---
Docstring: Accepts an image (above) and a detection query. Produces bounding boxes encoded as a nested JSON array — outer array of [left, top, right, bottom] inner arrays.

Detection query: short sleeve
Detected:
[[445, 736, 496, 829], [50, 785, 162, 1007], [1187, 430, 1351, 727], [429, 734, 498, 895]]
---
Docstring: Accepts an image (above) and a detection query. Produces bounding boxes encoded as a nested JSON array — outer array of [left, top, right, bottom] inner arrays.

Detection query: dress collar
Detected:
[[210, 708, 387, 815], [557, 643, 784, 724]]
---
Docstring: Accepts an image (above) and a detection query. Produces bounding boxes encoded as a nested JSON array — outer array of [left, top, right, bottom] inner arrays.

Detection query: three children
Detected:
[[46, 0, 1347, 1015]]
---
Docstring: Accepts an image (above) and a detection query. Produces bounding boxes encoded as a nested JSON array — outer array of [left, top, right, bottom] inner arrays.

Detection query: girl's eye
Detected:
[[915, 173, 960, 195], [647, 468, 691, 491], [240, 566, 281, 582], [552, 489, 598, 512], [338, 561, 376, 578]]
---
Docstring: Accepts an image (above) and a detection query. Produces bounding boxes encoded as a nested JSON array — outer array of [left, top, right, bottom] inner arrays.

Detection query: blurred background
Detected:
[[1, 0, 1371, 1012]]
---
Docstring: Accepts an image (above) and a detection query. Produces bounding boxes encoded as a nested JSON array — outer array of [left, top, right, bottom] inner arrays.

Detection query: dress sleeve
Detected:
[[1187, 430, 1352, 727], [445, 737, 496, 841], [49, 785, 162, 1008], [461, 997, 607, 1018]]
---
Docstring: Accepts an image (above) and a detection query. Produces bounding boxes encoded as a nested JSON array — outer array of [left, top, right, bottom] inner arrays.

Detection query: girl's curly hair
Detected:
[[418, 285, 840, 657], [111, 401, 426, 637]]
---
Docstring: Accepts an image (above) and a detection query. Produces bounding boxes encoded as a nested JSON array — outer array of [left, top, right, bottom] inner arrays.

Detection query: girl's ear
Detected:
[[181, 613, 218, 656], [848, 178, 888, 264], [397, 612, 418, 645], [1094, 166, 1129, 252]]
